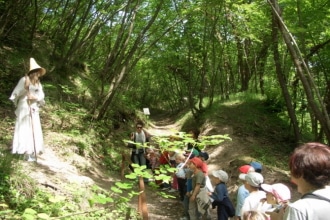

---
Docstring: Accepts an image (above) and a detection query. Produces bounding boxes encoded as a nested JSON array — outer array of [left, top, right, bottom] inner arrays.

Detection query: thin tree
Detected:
[[268, 0, 330, 142]]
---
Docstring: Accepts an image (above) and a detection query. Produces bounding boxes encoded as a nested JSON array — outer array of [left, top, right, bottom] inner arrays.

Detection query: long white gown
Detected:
[[9, 77, 45, 154]]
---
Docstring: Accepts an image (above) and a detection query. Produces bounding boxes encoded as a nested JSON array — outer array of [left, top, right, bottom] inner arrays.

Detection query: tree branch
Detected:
[[306, 39, 330, 59]]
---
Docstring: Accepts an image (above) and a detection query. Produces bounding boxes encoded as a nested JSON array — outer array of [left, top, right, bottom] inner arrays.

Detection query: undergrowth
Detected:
[[0, 98, 143, 219], [0, 151, 140, 219]]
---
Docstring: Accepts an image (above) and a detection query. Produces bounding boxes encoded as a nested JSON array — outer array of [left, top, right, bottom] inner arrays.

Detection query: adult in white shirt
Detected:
[[282, 142, 330, 220]]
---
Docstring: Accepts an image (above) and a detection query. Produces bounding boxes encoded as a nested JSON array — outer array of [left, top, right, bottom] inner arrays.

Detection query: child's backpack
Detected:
[[223, 196, 235, 217], [212, 196, 235, 217]]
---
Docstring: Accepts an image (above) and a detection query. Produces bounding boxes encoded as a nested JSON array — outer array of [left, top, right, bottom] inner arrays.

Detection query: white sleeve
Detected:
[[37, 83, 45, 105], [9, 77, 27, 105]]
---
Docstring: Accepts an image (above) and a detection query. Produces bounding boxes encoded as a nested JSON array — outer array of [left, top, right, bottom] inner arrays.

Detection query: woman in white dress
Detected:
[[9, 58, 46, 161]]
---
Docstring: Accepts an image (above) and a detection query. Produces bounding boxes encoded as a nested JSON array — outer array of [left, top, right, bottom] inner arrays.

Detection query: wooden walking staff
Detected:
[[28, 100, 38, 162], [138, 176, 148, 220], [25, 75, 38, 163]]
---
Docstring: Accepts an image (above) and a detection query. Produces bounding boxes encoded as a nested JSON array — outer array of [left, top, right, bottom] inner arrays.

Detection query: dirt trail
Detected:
[[132, 119, 190, 219]]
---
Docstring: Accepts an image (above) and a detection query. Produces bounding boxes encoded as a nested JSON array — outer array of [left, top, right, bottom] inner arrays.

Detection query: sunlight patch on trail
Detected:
[[147, 121, 180, 137], [205, 145, 226, 172], [147, 128, 178, 137], [27, 148, 95, 187]]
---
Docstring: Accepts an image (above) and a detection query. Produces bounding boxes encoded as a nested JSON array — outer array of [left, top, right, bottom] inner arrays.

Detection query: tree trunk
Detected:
[[269, 0, 330, 143], [96, 66, 127, 120], [270, 2, 301, 142]]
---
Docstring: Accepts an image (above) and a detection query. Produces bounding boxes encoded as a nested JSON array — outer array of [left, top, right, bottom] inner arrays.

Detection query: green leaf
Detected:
[[23, 208, 37, 215], [49, 195, 66, 203], [88, 198, 95, 207], [125, 173, 137, 179], [22, 214, 35, 220], [93, 193, 114, 204], [115, 182, 133, 189], [111, 186, 123, 194], [37, 213, 50, 219]]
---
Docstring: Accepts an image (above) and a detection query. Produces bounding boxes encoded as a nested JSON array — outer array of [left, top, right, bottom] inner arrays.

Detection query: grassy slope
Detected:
[[199, 94, 296, 168]]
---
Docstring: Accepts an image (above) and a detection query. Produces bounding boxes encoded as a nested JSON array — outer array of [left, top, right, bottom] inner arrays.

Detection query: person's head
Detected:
[[198, 151, 209, 161], [238, 165, 255, 174], [239, 172, 264, 192], [189, 128, 200, 139], [242, 211, 268, 220], [250, 161, 262, 173], [238, 165, 255, 186], [136, 122, 144, 133], [261, 183, 291, 205], [28, 69, 44, 79], [147, 148, 158, 157], [211, 170, 228, 185], [28, 58, 46, 77], [188, 157, 203, 172], [26, 58, 46, 87], [175, 153, 185, 164], [168, 150, 178, 158], [289, 142, 330, 194]]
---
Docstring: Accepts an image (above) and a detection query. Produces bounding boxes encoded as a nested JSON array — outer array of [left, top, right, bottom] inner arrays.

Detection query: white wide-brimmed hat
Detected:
[[28, 58, 46, 76]]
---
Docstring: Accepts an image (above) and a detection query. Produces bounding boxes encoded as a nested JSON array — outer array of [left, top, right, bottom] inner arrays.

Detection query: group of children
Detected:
[[235, 163, 291, 220], [144, 147, 292, 220], [145, 145, 227, 220], [127, 125, 330, 220], [128, 124, 292, 220]]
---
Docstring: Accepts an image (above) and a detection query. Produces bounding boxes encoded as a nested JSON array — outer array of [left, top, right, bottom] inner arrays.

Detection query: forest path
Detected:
[[131, 115, 194, 219]]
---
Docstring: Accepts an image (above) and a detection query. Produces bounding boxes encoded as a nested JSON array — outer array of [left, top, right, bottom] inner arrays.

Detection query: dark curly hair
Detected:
[[289, 142, 330, 188]]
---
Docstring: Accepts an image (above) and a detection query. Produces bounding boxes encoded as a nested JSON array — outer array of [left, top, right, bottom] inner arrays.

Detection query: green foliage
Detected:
[[264, 84, 286, 113], [1, 174, 139, 219], [0, 152, 15, 205], [0, 155, 38, 216], [250, 144, 289, 169], [123, 130, 231, 200]]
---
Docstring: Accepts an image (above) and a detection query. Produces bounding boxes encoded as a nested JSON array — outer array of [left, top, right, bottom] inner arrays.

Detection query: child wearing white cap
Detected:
[[209, 170, 235, 220], [260, 183, 291, 220], [236, 164, 256, 220], [261, 183, 291, 209], [239, 172, 272, 217]]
